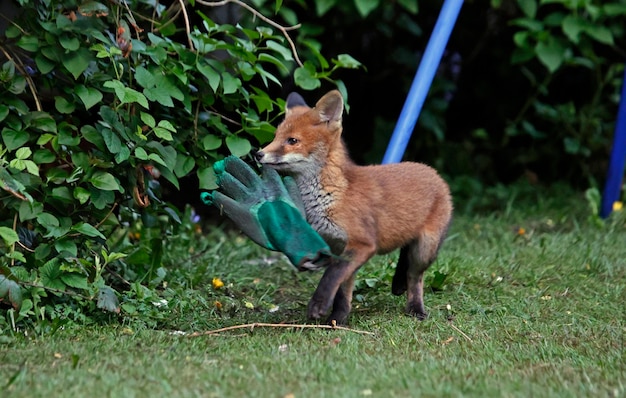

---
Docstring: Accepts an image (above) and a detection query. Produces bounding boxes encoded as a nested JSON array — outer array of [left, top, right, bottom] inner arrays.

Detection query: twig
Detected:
[[105, 265, 132, 286], [15, 241, 35, 253], [209, 109, 242, 126], [95, 202, 118, 229], [11, 213, 18, 266], [448, 322, 472, 342], [195, 0, 303, 67], [177, 0, 195, 51], [0, 45, 42, 112], [20, 281, 91, 300], [187, 322, 377, 337]]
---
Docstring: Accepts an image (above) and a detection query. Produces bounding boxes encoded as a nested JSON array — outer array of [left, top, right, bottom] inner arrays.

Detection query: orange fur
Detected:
[[256, 90, 453, 324]]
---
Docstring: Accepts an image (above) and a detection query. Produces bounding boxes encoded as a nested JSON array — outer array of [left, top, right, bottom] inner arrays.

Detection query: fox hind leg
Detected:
[[391, 246, 410, 296], [406, 230, 446, 320]]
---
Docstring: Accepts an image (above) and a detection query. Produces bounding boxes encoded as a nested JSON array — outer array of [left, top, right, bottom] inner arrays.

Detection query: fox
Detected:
[[255, 90, 453, 325]]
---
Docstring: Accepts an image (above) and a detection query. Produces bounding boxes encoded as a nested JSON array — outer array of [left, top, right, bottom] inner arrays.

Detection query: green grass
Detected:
[[1, 189, 625, 397]]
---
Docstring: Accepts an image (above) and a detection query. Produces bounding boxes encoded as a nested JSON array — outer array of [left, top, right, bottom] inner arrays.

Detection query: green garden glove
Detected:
[[200, 156, 333, 269]]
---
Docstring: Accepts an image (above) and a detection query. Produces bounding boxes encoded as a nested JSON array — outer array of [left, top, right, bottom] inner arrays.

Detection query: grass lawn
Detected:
[[1, 187, 625, 397]]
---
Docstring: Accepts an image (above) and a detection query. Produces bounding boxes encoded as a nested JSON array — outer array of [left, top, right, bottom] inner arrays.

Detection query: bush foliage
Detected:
[[0, 0, 359, 323]]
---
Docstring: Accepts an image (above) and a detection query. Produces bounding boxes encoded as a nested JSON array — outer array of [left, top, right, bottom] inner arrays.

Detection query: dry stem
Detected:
[[187, 322, 377, 337]]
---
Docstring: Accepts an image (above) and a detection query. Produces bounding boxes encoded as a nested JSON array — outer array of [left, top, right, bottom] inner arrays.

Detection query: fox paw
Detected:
[[406, 305, 428, 321], [307, 298, 331, 320]]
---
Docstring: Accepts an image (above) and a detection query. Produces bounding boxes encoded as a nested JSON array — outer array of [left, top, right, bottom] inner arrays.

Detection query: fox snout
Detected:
[[254, 150, 266, 162]]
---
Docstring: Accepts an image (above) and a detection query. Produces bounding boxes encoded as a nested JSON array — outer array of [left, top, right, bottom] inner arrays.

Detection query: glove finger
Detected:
[[211, 192, 273, 249], [260, 165, 290, 200], [218, 173, 251, 201], [283, 176, 305, 216], [261, 166, 287, 193], [223, 156, 261, 189]]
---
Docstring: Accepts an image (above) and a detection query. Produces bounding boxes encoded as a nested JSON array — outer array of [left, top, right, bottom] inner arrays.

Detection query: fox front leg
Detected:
[[308, 246, 374, 324], [307, 257, 348, 322]]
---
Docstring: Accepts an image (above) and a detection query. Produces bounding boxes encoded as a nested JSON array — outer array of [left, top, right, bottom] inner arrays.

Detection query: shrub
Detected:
[[0, 0, 359, 325]]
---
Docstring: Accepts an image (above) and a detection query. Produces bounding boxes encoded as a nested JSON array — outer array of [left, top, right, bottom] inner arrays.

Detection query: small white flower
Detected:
[[152, 299, 168, 307]]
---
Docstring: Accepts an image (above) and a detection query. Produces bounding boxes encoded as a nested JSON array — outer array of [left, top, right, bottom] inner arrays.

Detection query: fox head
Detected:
[[255, 90, 345, 175]]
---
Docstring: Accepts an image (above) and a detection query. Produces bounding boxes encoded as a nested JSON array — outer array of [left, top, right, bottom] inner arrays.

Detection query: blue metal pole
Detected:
[[382, 0, 464, 164], [600, 66, 626, 218]]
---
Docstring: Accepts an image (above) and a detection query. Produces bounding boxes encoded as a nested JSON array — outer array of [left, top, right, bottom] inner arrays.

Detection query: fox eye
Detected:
[[286, 137, 299, 145]]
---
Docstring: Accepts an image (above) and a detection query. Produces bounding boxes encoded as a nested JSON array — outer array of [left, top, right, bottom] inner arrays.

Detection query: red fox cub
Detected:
[[255, 90, 453, 325]]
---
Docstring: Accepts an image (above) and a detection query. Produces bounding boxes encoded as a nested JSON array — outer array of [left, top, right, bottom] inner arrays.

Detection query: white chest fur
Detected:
[[295, 174, 347, 254]]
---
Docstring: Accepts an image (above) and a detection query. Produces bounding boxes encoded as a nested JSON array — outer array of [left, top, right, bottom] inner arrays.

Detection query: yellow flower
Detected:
[[613, 201, 623, 211], [212, 277, 224, 289], [517, 227, 526, 235]]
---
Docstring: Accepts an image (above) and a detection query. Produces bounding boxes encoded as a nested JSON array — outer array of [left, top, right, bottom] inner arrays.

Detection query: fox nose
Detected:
[[254, 150, 265, 162]]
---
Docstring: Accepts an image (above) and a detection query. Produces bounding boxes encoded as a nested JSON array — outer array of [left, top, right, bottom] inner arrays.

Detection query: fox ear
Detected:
[[285, 92, 309, 117], [315, 90, 343, 125]]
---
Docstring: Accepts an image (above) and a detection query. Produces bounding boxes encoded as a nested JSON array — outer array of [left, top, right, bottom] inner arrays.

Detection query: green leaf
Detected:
[[55, 96, 76, 114], [225, 136, 251, 157], [97, 286, 120, 313], [135, 147, 149, 160], [72, 222, 106, 239], [174, 154, 195, 178], [583, 24, 613, 45], [104, 80, 149, 108], [221, 73, 241, 95], [62, 48, 93, 79], [202, 134, 222, 150], [197, 62, 221, 93], [354, 0, 380, 17], [148, 153, 167, 167], [517, 0, 537, 19], [16, 35, 39, 52], [154, 127, 173, 141], [35, 53, 56, 74], [23, 160, 39, 176], [397, 0, 418, 14], [198, 167, 218, 190], [429, 270, 448, 291], [294, 63, 321, 90], [316, 0, 338, 16], [37, 212, 60, 230], [0, 275, 22, 310], [19, 201, 43, 221], [73, 187, 90, 204], [89, 187, 115, 209], [59, 35, 80, 51], [144, 86, 174, 107], [60, 273, 89, 290], [26, 112, 57, 133], [61, 272, 89, 290], [535, 38, 565, 73], [0, 105, 9, 123], [58, 125, 80, 146], [33, 149, 56, 164], [0, 226, 19, 245], [40, 260, 66, 291], [266, 40, 293, 61], [81, 125, 105, 150], [90, 171, 121, 191], [2, 128, 30, 151], [335, 54, 362, 69], [134, 66, 156, 89], [55, 238, 78, 257], [75, 85, 103, 110], [140, 112, 156, 129], [15, 147, 32, 160], [102, 129, 122, 154]]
